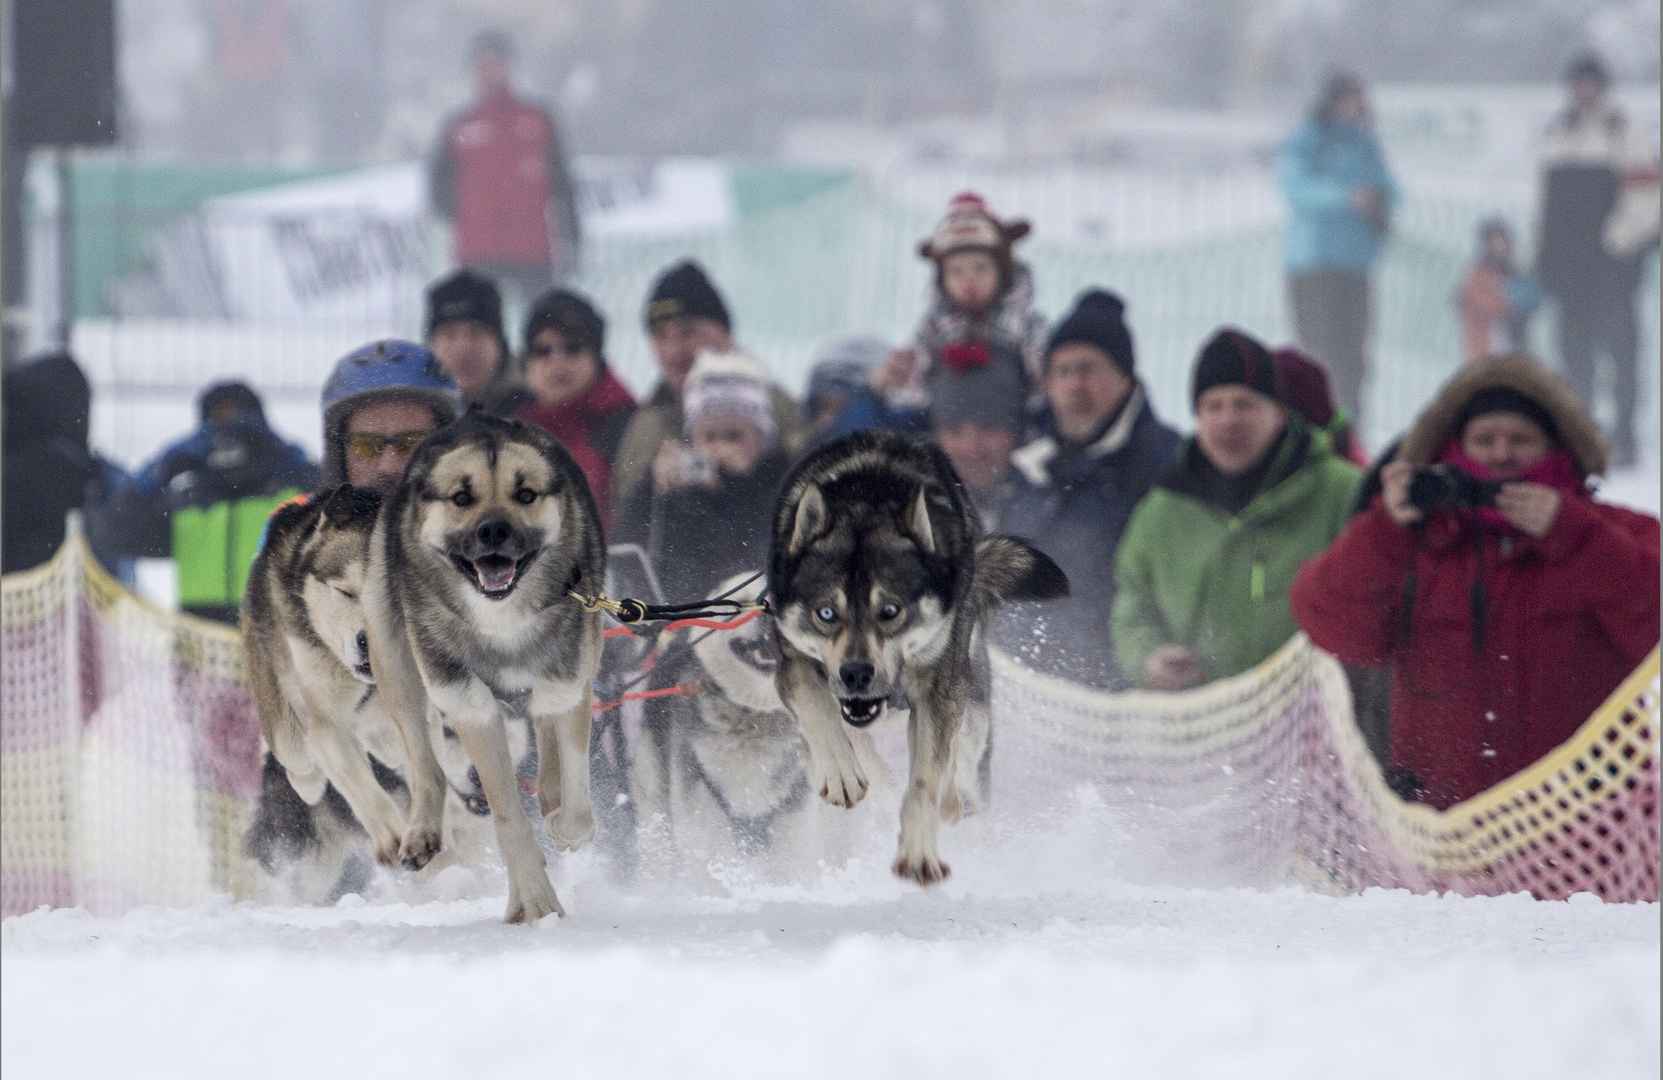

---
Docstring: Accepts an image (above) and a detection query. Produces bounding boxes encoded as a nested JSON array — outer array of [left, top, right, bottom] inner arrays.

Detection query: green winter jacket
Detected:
[[1112, 419, 1361, 687]]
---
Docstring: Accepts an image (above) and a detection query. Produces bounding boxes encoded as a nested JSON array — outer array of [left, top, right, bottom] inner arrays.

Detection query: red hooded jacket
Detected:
[[1290, 354, 1661, 814]]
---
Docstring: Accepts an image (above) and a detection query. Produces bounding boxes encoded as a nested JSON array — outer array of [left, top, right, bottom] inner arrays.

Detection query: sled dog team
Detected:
[[245, 418, 1067, 921]]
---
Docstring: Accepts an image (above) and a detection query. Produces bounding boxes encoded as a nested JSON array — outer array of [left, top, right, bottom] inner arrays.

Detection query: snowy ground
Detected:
[[5, 803, 1659, 1080]]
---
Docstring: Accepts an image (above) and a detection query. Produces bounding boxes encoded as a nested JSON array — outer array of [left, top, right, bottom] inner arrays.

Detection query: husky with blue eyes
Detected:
[[768, 430, 1068, 885]]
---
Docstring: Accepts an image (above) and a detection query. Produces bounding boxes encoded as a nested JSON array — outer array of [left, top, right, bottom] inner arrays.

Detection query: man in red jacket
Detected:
[[429, 31, 581, 304], [1291, 354, 1659, 809]]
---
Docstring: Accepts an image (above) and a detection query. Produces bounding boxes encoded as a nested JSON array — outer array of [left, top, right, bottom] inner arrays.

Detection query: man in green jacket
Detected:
[[1113, 329, 1361, 690]]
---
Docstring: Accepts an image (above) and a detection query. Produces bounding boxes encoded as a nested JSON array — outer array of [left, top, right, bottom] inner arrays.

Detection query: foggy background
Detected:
[[7, 0, 1660, 474], [118, 0, 1659, 163]]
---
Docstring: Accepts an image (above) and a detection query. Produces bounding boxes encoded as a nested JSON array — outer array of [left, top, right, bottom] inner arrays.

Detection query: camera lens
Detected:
[[1407, 467, 1459, 513]]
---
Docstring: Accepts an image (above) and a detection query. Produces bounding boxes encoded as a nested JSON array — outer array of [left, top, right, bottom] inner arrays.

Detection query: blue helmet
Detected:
[[321, 340, 460, 485]]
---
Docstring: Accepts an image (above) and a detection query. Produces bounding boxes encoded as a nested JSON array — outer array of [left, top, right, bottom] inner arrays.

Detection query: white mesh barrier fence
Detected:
[[3, 534, 1657, 916], [991, 636, 1660, 901], [3, 530, 259, 916]]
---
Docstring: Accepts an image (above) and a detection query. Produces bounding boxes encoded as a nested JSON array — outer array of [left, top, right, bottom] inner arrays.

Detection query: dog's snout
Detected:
[[475, 518, 513, 550], [355, 630, 368, 659], [839, 660, 876, 695]]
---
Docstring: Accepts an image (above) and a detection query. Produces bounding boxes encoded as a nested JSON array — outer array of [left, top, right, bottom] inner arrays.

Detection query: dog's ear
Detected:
[[788, 483, 828, 555], [321, 483, 382, 525], [905, 486, 935, 555]]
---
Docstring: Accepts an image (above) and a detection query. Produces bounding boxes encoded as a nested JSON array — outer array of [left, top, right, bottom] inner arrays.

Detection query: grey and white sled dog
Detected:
[[241, 485, 508, 900], [768, 430, 1068, 884], [365, 411, 605, 922], [242, 485, 413, 871], [631, 572, 881, 876]]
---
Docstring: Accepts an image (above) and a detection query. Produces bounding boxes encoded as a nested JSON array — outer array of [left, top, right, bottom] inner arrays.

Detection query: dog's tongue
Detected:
[[474, 556, 516, 592]]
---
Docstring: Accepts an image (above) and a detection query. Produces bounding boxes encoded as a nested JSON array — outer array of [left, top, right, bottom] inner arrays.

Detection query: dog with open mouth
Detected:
[[364, 410, 606, 922], [768, 430, 1069, 884]]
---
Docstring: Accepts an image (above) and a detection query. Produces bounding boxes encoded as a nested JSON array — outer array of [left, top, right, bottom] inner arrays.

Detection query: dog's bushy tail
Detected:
[[969, 536, 1069, 615]]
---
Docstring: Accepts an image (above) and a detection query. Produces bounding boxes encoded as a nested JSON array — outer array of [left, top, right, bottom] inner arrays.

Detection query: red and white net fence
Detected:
[[3, 535, 1657, 916]]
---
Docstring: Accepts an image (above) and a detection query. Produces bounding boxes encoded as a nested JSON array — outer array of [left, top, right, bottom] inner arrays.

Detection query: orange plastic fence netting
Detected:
[[3, 535, 1657, 916]]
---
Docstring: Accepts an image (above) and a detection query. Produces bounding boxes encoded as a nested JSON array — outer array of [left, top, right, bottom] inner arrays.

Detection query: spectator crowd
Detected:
[[2, 56, 1658, 814]]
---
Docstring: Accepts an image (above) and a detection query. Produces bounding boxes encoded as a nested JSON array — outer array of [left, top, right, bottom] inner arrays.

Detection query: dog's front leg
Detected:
[[777, 650, 868, 808], [440, 678, 563, 922], [364, 600, 447, 869], [894, 677, 960, 885], [533, 688, 596, 853], [302, 716, 408, 866]]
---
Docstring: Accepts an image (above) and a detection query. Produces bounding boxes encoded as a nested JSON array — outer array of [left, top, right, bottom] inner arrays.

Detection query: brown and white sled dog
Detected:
[[242, 486, 414, 870], [365, 412, 605, 922], [768, 430, 1068, 884]]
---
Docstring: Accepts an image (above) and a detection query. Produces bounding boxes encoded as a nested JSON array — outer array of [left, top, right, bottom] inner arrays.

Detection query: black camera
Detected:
[[1406, 464, 1504, 513]]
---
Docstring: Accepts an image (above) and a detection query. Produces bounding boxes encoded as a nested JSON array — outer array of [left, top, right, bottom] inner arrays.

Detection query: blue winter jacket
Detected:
[[1278, 118, 1399, 275], [997, 385, 1182, 689]]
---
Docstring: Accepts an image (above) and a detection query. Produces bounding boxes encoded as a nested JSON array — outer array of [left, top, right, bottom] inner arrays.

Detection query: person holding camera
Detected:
[[641, 350, 791, 602], [1291, 354, 1660, 810]]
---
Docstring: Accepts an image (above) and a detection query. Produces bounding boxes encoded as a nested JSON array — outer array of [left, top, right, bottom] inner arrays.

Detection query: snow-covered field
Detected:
[[5, 807, 1659, 1080]]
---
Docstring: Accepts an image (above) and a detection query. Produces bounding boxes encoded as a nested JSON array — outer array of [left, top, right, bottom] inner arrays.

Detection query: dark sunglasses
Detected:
[[527, 339, 590, 359], [346, 430, 431, 459]]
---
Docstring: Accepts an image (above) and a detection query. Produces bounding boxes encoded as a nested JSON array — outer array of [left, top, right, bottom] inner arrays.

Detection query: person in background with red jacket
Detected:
[[514, 289, 636, 527], [429, 30, 582, 305], [1291, 355, 1659, 809]]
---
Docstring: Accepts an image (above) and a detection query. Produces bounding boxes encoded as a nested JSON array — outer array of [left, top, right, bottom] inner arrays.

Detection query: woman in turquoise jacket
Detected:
[[1279, 74, 1399, 431]]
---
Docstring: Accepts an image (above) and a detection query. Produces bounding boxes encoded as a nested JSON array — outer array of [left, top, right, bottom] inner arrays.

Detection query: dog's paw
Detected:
[[504, 872, 565, 924], [892, 849, 951, 886], [813, 755, 869, 809], [544, 803, 596, 853], [398, 824, 443, 871]]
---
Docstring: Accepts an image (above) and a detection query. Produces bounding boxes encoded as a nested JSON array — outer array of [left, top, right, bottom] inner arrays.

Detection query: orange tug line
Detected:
[[591, 608, 765, 710]]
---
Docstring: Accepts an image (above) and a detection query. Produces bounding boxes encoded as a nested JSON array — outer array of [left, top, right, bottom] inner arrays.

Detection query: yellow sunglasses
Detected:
[[345, 430, 431, 459]]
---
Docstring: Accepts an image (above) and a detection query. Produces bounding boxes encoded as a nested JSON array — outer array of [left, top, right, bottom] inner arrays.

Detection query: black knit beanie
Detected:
[[1045, 290, 1134, 377], [199, 381, 264, 422], [1454, 386, 1561, 445], [645, 260, 731, 331], [525, 288, 606, 357], [426, 269, 505, 341], [1191, 329, 1279, 409]]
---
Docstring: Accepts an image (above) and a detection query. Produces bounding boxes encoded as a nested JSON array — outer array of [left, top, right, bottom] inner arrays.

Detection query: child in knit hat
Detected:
[[645, 350, 791, 600], [877, 192, 1047, 413]]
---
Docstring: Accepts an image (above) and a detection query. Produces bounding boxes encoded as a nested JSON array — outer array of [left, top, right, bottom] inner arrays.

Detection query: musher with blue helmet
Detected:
[[321, 339, 462, 493]]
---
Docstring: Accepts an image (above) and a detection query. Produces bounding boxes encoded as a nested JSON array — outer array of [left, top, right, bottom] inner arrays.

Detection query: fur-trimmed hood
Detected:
[[1398, 354, 1609, 476]]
